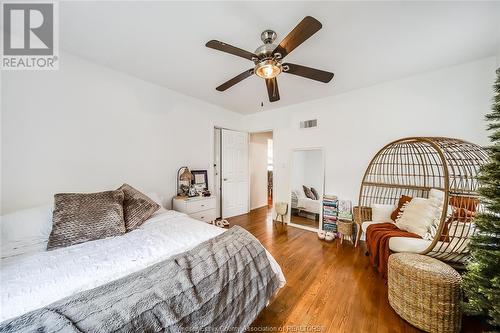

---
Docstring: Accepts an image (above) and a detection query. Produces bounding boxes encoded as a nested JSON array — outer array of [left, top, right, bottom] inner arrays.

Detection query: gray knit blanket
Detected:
[[0, 226, 280, 333]]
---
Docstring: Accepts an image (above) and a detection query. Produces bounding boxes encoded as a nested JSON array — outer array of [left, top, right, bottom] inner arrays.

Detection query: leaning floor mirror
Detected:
[[289, 148, 324, 231]]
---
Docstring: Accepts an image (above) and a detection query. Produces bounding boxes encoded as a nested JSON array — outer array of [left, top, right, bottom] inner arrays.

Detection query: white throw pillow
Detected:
[[146, 192, 163, 207], [1, 204, 53, 258], [146, 192, 168, 217], [371, 204, 396, 222], [293, 189, 306, 198], [396, 197, 441, 237]]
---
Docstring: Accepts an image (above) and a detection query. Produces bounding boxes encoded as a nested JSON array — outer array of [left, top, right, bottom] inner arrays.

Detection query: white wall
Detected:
[[243, 57, 497, 221], [2, 54, 496, 217], [1, 52, 242, 214], [249, 131, 272, 210]]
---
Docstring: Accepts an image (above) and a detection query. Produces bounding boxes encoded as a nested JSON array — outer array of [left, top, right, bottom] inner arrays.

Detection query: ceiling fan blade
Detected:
[[265, 78, 280, 102], [283, 63, 334, 83], [206, 40, 257, 61], [273, 16, 322, 59], [216, 69, 254, 91]]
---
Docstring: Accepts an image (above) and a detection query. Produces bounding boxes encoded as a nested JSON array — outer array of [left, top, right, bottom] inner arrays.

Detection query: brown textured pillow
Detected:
[[303, 185, 316, 200], [118, 184, 160, 231], [310, 187, 320, 200], [390, 195, 413, 221], [47, 190, 126, 250]]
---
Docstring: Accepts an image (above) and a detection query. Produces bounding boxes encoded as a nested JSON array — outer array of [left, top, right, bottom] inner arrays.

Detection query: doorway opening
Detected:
[[249, 131, 273, 212]]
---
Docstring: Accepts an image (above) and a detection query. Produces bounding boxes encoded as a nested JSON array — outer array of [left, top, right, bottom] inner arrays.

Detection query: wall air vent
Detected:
[[300, 119, 318, 129]]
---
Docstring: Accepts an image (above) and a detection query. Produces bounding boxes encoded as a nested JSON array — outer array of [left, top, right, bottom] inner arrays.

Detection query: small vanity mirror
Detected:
[[289, 148, 324, 231]]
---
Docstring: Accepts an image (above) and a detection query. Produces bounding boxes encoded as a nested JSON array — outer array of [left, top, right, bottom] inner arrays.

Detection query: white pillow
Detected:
[[371, 204, 396, 222], [429, 188, 445, 204], [146, 192, 163, 207], [1, 204, 53, 258], [293, 189, 306, 198], [396, 197, 441, 237], [145, 192, 168, 217]]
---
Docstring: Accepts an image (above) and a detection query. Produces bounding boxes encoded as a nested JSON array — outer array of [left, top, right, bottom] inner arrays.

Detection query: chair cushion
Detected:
[[371, 204, 396, 222], [362, 220, 395, 233], [388, 237, 431, 253]]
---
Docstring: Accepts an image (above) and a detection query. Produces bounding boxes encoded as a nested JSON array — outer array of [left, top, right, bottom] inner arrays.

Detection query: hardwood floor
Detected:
[[290, 214, 320, 229], [227, 206, 488, 333]]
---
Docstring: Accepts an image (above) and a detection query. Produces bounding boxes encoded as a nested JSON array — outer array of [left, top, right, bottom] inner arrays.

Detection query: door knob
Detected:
[[223, 178, 228, 181]]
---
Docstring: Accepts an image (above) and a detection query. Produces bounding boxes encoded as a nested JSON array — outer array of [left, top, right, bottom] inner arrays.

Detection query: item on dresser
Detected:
[[172, 195, 216, 223], [191, 170, 209, 192], [118, 184, 160, 231], [187, 185, 198, 197], [47, 190, 126, 250], [176, 166, 194, 196]]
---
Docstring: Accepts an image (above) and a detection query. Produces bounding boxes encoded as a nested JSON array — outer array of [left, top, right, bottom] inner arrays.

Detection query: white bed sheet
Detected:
[[297, 197, 321, 214], [0, 210, 285, 322]]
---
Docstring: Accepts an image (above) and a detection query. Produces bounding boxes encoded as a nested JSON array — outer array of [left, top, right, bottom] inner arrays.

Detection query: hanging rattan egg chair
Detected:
[[354, 137, 489, 264]]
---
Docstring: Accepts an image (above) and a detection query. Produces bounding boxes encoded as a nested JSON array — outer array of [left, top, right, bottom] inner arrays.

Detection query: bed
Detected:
[[0, 204, 285, 331], [291, 189, 321, 215]]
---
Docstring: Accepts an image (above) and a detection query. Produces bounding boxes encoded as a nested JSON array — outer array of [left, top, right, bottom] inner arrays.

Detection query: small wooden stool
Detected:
[[337, 220, 354, 244], [274, 202, 288, 224]]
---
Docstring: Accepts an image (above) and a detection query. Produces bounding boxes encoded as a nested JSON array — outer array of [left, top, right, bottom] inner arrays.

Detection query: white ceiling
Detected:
[[60, 1, 500, 114]]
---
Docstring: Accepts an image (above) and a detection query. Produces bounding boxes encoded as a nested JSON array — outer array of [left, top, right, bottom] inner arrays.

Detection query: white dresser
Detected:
[[172, 196, 217, 223]]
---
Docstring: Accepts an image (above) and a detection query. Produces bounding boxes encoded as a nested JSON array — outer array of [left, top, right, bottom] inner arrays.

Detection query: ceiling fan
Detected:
[[206, 16, 334, 103]]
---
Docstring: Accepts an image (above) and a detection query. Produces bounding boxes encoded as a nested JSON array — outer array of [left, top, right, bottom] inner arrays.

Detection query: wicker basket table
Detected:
[[388, 253, 462, 333], [337, 220, 353, 244]]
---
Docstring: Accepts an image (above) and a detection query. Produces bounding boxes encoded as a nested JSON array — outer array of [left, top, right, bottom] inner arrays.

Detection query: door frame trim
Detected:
[[248, 130, 274, 212]]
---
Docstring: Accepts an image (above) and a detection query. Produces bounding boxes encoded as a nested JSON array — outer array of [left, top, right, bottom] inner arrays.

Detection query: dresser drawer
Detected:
[[190, 209, 216, 223], [186, 198, 216, 214]]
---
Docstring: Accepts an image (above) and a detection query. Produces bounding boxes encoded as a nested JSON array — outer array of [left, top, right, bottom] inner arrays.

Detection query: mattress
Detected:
[[0, 210, 285, 322], [297, 197, 321, 214]]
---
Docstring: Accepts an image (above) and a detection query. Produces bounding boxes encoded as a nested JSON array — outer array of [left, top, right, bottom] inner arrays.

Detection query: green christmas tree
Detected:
[[462, 68, 500, 326]]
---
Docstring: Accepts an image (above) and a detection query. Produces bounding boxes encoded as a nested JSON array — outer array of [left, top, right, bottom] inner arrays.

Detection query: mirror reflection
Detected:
[[290, 149, 324, 229]]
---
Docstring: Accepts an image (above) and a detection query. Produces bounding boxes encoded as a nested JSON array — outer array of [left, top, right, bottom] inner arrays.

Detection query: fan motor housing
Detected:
[[255, 43, 278, 59], [261, 29, 277, 44]]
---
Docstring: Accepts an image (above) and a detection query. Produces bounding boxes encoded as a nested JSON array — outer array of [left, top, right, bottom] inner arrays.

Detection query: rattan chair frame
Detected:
[[354, 137, 489, 264]]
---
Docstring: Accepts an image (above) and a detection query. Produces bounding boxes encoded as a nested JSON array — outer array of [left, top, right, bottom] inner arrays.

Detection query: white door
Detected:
[[222, 129, 249, 218]]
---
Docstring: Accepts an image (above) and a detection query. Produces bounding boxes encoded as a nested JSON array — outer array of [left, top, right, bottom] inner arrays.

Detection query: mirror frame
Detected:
[[288, 147, 325, 232]]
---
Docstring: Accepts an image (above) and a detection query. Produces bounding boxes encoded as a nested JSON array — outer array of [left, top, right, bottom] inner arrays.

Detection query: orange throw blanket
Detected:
[[366, 223, 421, 278]]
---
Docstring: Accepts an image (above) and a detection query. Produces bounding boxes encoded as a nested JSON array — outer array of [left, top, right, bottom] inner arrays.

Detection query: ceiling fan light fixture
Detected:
[[255, 60, 281, 79]]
